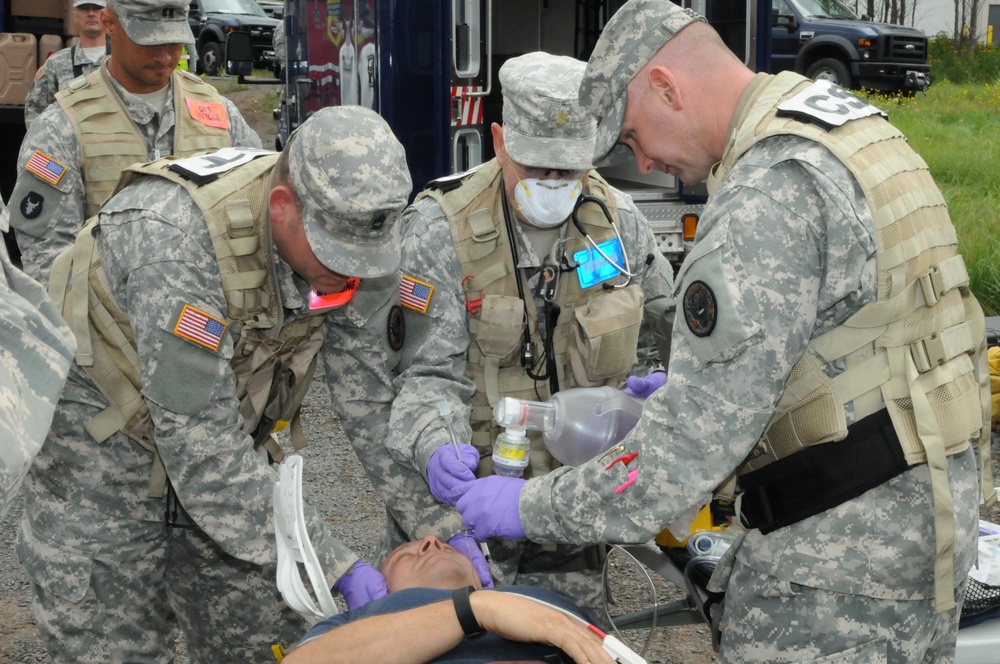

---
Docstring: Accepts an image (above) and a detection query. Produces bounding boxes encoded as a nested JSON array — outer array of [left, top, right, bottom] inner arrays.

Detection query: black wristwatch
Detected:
[[452, 585, 484, 638]]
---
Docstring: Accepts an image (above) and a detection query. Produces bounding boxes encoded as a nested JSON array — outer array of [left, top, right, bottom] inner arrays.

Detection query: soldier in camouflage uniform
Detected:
[[454, 2, 992, 662], [8, 0, 260, 285], [0, 200, 75, 521], [18, 106, 411, 663], [24, 0, 109, 129], [384, 52, 675, 622]]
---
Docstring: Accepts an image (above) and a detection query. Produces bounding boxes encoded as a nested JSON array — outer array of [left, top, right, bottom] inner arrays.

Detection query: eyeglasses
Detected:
[[511, 161, 587, 181]]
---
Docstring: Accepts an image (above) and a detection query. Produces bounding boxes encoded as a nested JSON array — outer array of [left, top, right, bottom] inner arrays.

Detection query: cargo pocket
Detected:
[[568, 284, 643, 386], [16, 522, 94, 604]]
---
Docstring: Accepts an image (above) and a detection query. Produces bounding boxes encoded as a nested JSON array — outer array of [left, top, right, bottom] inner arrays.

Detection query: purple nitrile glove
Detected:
[[447, 532, 495, 589], [427, 443, 480, 506], [624, 370, 667, 399], [332, 560, 388, 610], [455, 475, 527, 540]]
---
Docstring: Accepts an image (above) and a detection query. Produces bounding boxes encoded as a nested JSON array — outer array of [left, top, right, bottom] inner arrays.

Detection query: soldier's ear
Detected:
[[491, 122, 504, 156], [648, 65, 683, 111], [99, 8, 115, 35], [268, 185, 297, 226]]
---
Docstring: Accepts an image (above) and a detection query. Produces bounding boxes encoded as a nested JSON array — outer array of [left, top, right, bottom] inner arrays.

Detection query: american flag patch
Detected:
[[25, 150, 67, 186], [400, 275, 434, 313], [173, 304, 228, 352]]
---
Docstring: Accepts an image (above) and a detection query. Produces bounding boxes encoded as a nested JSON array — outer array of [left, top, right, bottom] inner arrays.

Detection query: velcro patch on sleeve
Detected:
[[25, 150, 67, 186], [400, 274, 434, 314], [185, 98, 231, 130], [35, 66, 45, 80], [172, 304, 228, 352]]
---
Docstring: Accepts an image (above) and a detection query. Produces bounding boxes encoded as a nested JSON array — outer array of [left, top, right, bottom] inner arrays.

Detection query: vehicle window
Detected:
[[201, 0, 268, 17], [786, 0, 860, 19]]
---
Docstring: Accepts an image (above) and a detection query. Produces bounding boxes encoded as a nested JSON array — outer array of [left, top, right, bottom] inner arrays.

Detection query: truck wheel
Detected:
[[200, 42, 223, 77], [806, 58, 852, 88]]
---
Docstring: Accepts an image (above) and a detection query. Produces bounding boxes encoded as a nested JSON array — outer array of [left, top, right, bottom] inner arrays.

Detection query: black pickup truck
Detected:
[[770, 0, 931, 94], [188, 0, 279, 76]]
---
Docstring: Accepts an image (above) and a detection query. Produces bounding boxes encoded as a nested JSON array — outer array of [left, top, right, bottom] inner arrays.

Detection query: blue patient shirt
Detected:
[[297, 585, 592, 663]]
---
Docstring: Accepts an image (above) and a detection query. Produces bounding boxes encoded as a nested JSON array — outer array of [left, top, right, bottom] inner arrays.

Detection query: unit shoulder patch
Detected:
[[387, 304, 405, 350], [20, 191, 44, 219], [683, 280, 717, 338]]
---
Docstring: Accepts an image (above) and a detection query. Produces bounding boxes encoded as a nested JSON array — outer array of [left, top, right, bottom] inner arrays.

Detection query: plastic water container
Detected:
[[0, 33, 37, 105], [38, 35, 63, 67], [493, 386, 643, 466]]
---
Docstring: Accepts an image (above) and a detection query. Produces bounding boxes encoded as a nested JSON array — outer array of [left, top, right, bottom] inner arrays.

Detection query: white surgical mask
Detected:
[[514, 177, 582, 229]]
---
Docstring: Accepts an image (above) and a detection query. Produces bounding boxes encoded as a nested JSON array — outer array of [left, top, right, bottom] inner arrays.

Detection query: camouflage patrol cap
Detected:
[[108, 0, 192, 46], [287, 106, 411, 279], [499, 52, 596, 171], [581, 0, 704, 165]]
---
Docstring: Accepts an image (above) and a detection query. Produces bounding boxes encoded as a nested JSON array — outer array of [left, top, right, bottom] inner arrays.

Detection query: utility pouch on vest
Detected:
[[740, 408, 909, 533], [472, 295, 524, 367], [568, 284, 643, 386]]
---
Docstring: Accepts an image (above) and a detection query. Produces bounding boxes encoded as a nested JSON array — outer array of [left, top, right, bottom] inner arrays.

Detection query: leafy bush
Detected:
[[929, 36, 1000, 84]]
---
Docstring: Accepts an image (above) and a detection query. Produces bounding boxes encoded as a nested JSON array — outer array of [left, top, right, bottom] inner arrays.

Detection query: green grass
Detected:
[[861, 83, 1000, 315]]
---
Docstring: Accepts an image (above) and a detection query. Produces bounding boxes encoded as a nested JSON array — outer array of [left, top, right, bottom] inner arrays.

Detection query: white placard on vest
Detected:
[[776, 80, 887, 129], [170, 147, 276, 179]]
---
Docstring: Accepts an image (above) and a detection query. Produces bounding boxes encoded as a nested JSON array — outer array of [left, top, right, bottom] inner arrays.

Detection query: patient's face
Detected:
[[381, 535, 481, 593]]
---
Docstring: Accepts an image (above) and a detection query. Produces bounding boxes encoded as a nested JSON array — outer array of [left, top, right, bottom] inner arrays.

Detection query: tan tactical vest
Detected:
[[420, 162, 645, 477], [48, 153, 328, 499], [710, 72, 992, 613], [56, 67, 232, 217]]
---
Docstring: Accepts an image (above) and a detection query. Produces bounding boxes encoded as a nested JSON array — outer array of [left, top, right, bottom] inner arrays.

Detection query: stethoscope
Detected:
[[569, 194, 653, 290], [501, 191, 654, 395]]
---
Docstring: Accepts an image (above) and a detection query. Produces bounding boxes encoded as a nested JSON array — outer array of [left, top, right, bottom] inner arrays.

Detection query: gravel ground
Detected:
[[0, 80, 716, 663]]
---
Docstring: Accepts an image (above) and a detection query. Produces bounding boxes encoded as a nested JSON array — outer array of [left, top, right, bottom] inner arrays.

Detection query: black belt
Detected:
[[740, 408, 910, 534]]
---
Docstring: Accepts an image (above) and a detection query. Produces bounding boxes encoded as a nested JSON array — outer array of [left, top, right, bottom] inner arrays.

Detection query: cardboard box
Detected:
[[11, 0, 66, 20], [0, 33, 38, 105]]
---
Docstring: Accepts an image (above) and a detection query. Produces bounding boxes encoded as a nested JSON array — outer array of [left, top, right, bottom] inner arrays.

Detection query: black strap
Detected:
[[452, 586, 484, 638], [71, 45, 85, 78], [740, 408, 910, 534]]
